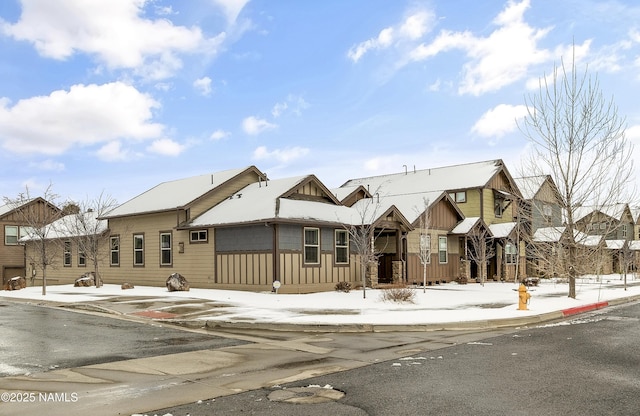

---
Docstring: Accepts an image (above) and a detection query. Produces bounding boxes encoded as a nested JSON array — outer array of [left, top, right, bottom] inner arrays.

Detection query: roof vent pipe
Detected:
[[211, 174, 214, 184], [403, 165, 407, 175]]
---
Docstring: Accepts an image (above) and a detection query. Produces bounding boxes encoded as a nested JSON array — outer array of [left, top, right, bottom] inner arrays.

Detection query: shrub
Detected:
[[335, 281, 352, 293], [379, 284, 416, 304]]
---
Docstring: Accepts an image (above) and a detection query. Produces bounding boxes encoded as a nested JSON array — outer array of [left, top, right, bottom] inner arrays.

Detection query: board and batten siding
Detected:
[[405, 229, 460, 284]]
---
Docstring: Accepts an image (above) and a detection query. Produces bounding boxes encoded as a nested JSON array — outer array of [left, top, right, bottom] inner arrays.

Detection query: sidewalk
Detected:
[[2, 275, 640, 332]]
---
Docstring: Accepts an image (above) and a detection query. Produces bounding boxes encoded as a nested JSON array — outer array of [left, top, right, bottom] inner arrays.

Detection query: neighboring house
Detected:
[[0, 198, 60, 286], [340, 159, 523, 282], [514, 175, 563, 232], [531, 226, 603, 277], [574, 203, 635, 274], [21, 210, 108, 282]]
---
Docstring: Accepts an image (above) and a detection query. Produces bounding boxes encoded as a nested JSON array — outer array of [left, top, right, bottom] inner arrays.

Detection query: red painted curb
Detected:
[[562, 301, 609, 317]]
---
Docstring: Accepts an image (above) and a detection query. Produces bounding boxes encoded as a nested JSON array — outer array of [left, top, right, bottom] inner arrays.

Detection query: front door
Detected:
[[378, 254, 394, 284]]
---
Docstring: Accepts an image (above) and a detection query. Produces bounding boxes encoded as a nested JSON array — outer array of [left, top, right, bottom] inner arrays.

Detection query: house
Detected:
[[21, 210, 108, 283], [0, 198, 60, 286], [340, 159, 524, 282], [574, 203, 635, 274], [531, 226, 603, 277], [514, 175, 563, 232]]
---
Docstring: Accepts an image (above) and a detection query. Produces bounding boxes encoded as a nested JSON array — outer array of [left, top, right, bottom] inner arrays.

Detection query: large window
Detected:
[[505, 242, 517, 264], [160, 232, 172, 266], [110, 236, 120, 266], [304, 227, 320, 264], [622, 224, 628, 238], [4, 225, 18, 245], [63, 241, 72, 266], [335, 229, 349, 264], [438, 236, 447, 264], [133, 234, 144, 266]]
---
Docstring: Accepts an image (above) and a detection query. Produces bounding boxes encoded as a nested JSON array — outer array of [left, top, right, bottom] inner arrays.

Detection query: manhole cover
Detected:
[[268, 386, 345, 404]]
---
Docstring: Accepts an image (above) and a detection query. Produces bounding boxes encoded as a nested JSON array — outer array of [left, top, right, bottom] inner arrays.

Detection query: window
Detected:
[[335, 230, 349, 264], [495, 196, 505, 218], [449, 191, 466, 203], [190, 230, 208, 242], [543, 204, 552, 217], [304, 227, 320, 264], [78, 247, 86, 267], [110, 236, 120, 266], [586, 223, 593, 231], [438, 236, 447, 264], [63, 241, 72, 266], [505, 242, 517, 264], [160, 232, 172, 266], [5, 226, 18, 245], [133, 234, 144, 266], [600, 223, 607, 230], [420, 233, 431, 263], [622, 224, 628, 238]]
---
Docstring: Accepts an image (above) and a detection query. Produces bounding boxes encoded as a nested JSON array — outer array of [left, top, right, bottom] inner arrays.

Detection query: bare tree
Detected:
[[414, 198, 431, 293], [70, 192, 117, 288], [2, 184, 62, 296], [345, 196, 383, 299], [519, 49, 634, 298], [466, 225, 495, 286]]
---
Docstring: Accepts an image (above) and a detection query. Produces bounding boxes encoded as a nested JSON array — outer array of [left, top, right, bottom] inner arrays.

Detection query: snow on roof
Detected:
[[20, 211, 107, 241], [532, 226, 602, 247], [189, 175, 357, 227], [629, 240, 640, 251], [514, 175, 547, 200], [573, 203, 629, 222], [605, 239, 626, 250], [350, 191, 447, 225], [331, 185, 363, 202], [451, 217, 481, 234], [0, 198, 38, 217], [341, 159, 505, 196], [105, 167, 252, 217], [489, 222, 516, 238], [533, 226, 565, 242]]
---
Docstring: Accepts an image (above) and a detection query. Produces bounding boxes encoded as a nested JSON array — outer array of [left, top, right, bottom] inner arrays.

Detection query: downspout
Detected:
[[273, 197, 281, 286]]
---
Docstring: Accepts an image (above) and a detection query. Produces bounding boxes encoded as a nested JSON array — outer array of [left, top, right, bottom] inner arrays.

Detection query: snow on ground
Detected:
[[1, 275, 639, 325]]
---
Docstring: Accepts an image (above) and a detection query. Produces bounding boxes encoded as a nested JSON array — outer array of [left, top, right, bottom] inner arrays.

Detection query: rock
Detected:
[[121, 282, 134, 290], [4, 276, 26, 291], [74, 272, 102, 287], [166, 273, 189, 292]]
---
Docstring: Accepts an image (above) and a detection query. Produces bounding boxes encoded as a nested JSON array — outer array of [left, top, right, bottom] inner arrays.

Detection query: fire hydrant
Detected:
[[518, 284, 531, 310]]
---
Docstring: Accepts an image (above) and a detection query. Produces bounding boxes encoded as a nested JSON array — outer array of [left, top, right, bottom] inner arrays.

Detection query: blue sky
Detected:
[[2, 0, 640, 205]]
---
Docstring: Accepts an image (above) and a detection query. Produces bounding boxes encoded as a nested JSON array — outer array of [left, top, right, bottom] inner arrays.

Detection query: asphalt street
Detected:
[[154, 300, 640, 416]]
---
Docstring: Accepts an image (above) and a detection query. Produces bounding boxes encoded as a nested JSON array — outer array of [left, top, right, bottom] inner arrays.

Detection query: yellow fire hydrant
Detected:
[[518, 283, 531, 310]]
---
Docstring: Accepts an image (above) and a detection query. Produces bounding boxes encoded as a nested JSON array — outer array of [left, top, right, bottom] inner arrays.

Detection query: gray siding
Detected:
[[216, 225, 273, 252], [279, 224, 302, 251]]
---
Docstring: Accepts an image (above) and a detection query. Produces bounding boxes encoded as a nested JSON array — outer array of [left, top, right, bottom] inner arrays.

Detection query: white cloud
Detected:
[[28, 159, 65, 172], [242, 116, 277, 135], [96, 141, 131, 162], [193, 76, 213, 96], [2, 0, 225, 80], [471, 104, 528, 143], [252, 145, 309, 163], [0, 82, 164, 156], [147, 138, 185, 156], [210, 129, 230, 140], [347, 10, 435, 62], [212, 0, 250, 25], [272, 94, 308, 118]]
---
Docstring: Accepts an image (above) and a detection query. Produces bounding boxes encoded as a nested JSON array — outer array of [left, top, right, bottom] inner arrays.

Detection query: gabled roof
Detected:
[[340, 159, 512, 196], [514, 175, 557, 200], [573, 203, 631, 223], [332, 184, 371, 205], [451, 217, 487, 235], [489, 222, 517, 238], [0, 197, 58, 219], [187, 175, 355, 227], [104, 166, 263, 218]]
